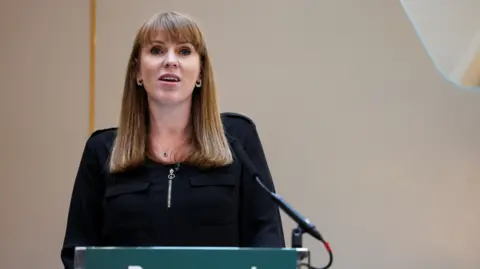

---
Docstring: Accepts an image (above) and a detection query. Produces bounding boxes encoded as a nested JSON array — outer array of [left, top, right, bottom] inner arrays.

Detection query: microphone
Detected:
[[232, 141, 333, 269]]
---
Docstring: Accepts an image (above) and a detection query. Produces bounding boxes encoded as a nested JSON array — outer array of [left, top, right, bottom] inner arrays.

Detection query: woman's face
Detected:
[[137, 31, 201, 106]]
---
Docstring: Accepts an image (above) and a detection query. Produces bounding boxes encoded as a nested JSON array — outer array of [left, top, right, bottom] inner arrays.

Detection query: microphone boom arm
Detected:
[[253, 176, 333, 269], [231, 140, 333, 269]]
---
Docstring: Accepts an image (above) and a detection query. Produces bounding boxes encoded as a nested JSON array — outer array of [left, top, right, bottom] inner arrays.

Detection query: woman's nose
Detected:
[[164, 50, 178, 68]]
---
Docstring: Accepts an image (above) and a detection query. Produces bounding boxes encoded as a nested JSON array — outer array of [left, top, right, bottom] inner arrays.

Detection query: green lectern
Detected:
[[74, 246, 310, 269]]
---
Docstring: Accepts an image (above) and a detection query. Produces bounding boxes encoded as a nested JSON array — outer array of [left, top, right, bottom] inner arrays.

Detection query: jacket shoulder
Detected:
[[90, 127, 117, 137], [221, 112, 256, 128], [86, 127, 117, 149]]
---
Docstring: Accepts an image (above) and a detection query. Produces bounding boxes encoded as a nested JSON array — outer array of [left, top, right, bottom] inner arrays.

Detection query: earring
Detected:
[[195, 79, 202, 87], [137, 78, 143, 86]]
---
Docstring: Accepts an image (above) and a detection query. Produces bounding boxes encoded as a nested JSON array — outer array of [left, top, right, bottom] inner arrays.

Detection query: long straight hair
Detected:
[[109, 11, 233, 173]]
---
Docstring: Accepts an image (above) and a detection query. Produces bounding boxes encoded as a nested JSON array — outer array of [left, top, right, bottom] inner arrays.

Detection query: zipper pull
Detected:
[[167, 168, 176, 208]]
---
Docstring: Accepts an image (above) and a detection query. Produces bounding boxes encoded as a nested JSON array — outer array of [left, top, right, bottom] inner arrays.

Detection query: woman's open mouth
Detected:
[[158, 73, 180, 87]]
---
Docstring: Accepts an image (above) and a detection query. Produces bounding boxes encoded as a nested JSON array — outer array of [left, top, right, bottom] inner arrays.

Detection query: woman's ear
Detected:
[[134, 58, 142, 81], [135, 59, 143, 86], [134, 58, 139, 69], [198, 58, 204, 79], [198, 66, 203, 80]]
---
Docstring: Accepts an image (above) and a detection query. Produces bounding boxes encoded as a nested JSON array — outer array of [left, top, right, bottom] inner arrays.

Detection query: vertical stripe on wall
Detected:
[[89, 0, 96, 134]]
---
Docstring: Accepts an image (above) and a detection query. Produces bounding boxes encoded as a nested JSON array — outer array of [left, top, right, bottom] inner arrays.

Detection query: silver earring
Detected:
[[136, 78, 143, 86], [195, 79, 202, 87]]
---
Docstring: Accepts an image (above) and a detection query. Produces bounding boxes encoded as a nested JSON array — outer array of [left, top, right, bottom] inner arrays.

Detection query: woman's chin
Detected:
[[148, 91, 191, 106]]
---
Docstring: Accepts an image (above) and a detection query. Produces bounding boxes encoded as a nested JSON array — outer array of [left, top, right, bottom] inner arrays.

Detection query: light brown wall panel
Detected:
[[0, 0, 90, 268]]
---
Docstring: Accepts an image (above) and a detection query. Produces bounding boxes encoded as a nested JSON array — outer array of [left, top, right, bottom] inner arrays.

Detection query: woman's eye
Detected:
[[150, 47, 163, 54], [178, 48, 191, 55]]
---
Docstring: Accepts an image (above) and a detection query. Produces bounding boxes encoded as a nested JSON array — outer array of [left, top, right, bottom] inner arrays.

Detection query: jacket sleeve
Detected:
[[61, 137, 105, 269], [239, 123, 285, 247]]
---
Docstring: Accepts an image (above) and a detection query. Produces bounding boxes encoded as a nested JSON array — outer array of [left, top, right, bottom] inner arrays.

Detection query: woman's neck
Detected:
[[148, 100, 192, 140], [147, 99, 193, 164]]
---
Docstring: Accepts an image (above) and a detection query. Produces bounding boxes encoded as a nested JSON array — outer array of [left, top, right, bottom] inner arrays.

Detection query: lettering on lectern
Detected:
[[126, 264, 258, 269]]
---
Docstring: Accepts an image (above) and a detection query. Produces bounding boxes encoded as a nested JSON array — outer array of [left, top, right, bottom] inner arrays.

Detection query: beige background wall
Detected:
[[1, 0, 480, 269]]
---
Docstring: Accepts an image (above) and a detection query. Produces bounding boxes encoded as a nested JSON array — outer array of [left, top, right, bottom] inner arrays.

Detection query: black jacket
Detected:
[[60, 112, 285, 269]]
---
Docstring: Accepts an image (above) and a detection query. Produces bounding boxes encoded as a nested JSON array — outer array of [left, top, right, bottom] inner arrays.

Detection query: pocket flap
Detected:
[[189, 174, 236, 187], [105, 182, 150, 197]]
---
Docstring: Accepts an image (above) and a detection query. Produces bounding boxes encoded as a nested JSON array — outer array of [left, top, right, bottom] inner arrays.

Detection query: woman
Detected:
[[60, 11, 285, 269]]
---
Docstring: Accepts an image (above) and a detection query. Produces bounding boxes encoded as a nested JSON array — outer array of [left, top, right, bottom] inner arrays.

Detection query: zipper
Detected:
[[167, 164, 180, 208]]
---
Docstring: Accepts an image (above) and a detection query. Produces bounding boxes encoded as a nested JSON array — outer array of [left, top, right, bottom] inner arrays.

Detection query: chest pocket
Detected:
[[103, 181, 151, 228], [188, 174, 238, 225]]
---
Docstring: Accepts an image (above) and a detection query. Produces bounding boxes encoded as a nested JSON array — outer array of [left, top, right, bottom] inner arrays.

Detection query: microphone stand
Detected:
[[292, 226, 311, 268], [292, 226, 305, 248], [230, 140, 333, 269], [253, 176, 333, 269]]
